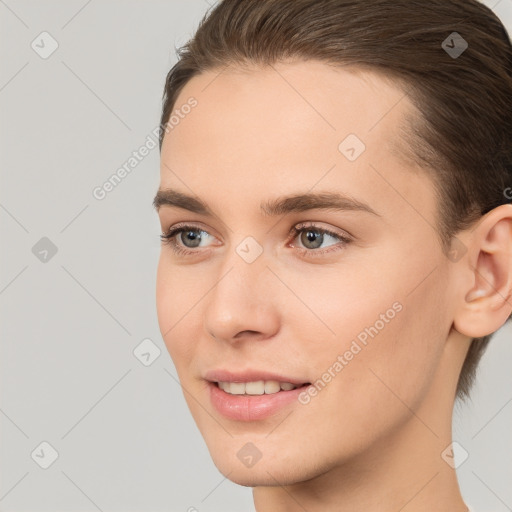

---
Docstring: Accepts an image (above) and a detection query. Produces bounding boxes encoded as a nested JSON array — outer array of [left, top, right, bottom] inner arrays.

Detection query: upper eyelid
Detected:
[[163, 222, 217, 238], [293, 221, 353, 239]]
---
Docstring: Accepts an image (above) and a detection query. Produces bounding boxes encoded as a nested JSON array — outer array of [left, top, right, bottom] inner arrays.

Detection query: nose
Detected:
[[202, 246, 280, 344]]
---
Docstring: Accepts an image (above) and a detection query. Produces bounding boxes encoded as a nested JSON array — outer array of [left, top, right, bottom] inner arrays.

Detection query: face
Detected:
[[155, 61, 460, 486]]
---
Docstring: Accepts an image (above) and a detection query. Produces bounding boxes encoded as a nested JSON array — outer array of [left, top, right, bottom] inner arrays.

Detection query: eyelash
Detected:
[[159, 222, 352, 258]]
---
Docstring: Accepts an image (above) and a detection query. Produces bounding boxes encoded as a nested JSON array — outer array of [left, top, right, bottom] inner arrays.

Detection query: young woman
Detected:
[[153, 1, 512, 510]]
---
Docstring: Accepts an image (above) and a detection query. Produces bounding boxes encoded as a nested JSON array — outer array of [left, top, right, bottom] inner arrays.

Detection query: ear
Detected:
[[453, 204, 512, 338]]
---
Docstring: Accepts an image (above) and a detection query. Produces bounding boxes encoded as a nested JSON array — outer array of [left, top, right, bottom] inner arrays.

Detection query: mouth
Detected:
[[214, 380, 311, 395], [204, 371, 312, 421]]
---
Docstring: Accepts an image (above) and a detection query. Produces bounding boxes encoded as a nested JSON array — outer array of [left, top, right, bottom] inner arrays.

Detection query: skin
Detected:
[[154, 60, 512, 512]]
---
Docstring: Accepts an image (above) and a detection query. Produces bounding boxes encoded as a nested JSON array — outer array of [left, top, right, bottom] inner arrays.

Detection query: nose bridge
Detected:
[[203, 238, 278, 340]]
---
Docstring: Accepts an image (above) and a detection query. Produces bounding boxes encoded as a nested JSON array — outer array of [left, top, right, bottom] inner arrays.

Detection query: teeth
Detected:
[[218, 380, 301, 395], [245, 381, 265, 395], [265, 381, 281, 394], [229, 382, 246, 395]]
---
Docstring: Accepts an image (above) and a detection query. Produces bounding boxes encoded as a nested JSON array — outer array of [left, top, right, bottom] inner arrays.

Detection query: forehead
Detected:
[[159, 60, 434, 225], [161, 60, 414, 170]]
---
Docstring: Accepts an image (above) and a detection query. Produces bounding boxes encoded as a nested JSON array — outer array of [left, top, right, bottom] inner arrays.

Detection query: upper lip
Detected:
[[204, 369, 310, 385]]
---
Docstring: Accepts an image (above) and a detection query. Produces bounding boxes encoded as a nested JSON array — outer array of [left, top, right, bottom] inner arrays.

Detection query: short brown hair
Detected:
[[158, 0, 512, 400]]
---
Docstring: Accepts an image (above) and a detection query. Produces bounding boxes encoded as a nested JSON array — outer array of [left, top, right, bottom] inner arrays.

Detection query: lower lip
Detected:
[[208, 381, 309, 421]]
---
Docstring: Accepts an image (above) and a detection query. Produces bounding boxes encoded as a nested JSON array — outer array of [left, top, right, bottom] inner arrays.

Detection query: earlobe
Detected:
[[453, 205, 512, 338]]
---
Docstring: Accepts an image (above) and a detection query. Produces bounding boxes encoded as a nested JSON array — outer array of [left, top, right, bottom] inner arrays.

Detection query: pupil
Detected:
[[183, 230, 201, 248], [302, 230, 323, 249]]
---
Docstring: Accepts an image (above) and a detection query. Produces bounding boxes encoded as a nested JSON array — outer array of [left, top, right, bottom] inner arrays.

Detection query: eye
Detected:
[[288, 222, 352, 257], [160, 223, 217, 256], [159, 222, 352, 257]]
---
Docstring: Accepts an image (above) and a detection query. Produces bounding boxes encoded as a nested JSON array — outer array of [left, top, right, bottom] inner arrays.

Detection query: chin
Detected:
[[206, 442, 333, 488], [215, 463, 309, 488], [220, 469, 277, 488]]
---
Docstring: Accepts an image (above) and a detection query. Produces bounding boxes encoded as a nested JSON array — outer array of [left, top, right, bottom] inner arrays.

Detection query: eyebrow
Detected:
[[153, 188, 380, 217]]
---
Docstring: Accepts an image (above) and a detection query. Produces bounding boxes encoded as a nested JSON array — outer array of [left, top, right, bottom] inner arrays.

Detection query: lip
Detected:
[[203, 369, 309, 385], [207, 381, 310, 421], [204, 369, 311, 421]]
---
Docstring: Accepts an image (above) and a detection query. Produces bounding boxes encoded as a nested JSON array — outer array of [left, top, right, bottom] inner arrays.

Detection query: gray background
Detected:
[[0, 1, 511, 511]]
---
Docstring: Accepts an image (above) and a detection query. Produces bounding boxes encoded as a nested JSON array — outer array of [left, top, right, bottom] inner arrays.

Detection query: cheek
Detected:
[[155, 257, 201, 366], [293, 258, 448, 429], [155, 257, 173, 335], [379, 276, 449, 400]]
